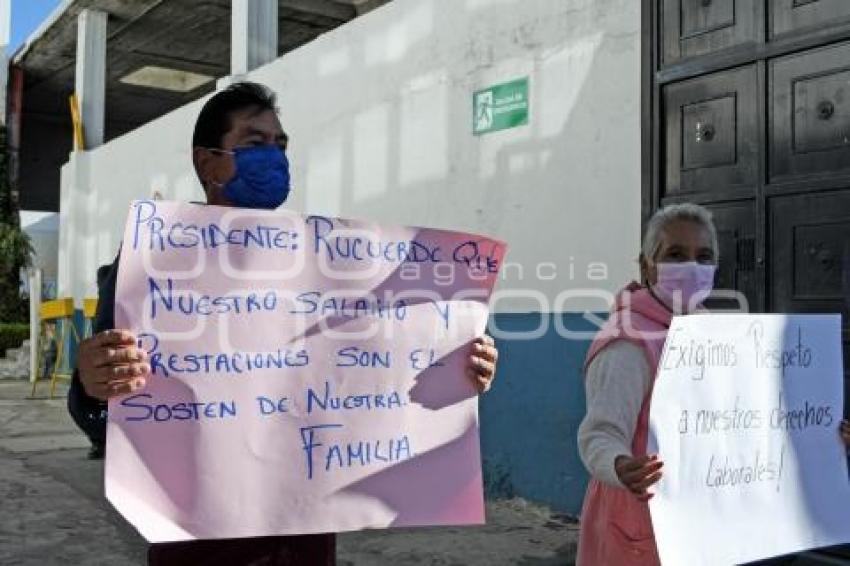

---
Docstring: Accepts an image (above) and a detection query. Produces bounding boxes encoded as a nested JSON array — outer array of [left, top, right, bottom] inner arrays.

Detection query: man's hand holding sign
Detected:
[[78, 330, 151, 399], [97, 200, 505, 543]]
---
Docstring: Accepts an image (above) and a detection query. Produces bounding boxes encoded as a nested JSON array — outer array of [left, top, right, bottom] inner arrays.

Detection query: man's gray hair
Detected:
[[641, 203, 719, 261]]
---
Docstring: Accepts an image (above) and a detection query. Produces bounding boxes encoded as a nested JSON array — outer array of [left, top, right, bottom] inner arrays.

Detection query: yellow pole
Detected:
[[69, 93, 86, 151]]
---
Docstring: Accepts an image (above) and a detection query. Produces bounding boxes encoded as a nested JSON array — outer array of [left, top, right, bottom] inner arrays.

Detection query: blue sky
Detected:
[[8, 0, 62, 55]]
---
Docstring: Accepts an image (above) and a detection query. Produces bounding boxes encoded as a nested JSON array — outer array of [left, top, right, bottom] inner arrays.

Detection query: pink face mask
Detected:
[[652, 262, 716, 313]]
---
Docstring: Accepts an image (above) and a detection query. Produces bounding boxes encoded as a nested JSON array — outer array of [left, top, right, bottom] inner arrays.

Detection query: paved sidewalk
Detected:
[[0, 381, 578, 565]]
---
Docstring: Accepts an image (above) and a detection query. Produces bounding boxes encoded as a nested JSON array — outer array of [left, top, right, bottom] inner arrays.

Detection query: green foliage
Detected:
[[0, 126, 11, 226], [0, 322, 29, 357], [0, 221, 31, 323], [0, 283, 30, 323], [0, 223, 33, 273], [0, 125, 31, 324]]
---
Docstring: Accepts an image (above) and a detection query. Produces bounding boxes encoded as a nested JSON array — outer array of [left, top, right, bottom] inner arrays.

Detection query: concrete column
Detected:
[[74, 9, 107, 150], [28, 268, 41, 384], [231, 0, 278, 75], [0, 0, 10, 126]]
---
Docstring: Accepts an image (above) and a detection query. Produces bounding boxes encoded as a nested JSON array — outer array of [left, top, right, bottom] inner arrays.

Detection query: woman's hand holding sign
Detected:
[[78, 330, 150, 401], [615, 454, 664, 501]]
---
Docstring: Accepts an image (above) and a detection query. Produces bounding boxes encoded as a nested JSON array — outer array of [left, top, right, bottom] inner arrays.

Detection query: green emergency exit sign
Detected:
[[473, 77, 529, 135]]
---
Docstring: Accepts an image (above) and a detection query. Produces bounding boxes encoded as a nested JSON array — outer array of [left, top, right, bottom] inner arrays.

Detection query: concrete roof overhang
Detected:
[[13, 0, 382, 135]]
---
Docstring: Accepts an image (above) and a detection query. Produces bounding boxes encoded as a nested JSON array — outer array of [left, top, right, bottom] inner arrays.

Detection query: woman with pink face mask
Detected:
[[576, 203, 718, 566]]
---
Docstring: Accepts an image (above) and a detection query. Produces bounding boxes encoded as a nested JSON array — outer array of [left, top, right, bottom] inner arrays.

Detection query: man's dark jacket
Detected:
[[67, 257, 119, 444]]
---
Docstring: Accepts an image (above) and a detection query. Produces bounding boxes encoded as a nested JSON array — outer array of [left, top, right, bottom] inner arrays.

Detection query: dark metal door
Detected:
[[661, 0, 761, 63]]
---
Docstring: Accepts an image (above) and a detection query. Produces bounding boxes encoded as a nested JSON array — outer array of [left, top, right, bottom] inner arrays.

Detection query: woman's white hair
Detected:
[[641, 203, 719, 261]]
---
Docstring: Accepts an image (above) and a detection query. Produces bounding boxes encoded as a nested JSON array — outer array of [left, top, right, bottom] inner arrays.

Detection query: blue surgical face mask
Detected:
[[214, 145, 291, 209]]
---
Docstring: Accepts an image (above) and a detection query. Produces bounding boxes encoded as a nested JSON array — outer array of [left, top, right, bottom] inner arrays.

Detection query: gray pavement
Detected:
[[0, 381, 577, 566]]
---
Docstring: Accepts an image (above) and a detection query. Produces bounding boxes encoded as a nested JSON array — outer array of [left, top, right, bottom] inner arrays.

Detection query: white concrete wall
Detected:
[[58, 0, 641, 312]]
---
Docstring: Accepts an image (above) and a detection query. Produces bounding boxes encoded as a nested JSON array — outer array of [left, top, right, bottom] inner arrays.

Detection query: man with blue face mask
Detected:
[[68, 82, 500, 565], [191, 83, 291, 209]]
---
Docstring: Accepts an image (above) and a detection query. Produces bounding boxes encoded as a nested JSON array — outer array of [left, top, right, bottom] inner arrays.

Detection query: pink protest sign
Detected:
[[105, 200, 507, 543]]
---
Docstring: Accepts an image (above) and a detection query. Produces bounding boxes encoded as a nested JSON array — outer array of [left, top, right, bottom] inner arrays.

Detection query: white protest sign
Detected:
[[649, 314, 850, 565]]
